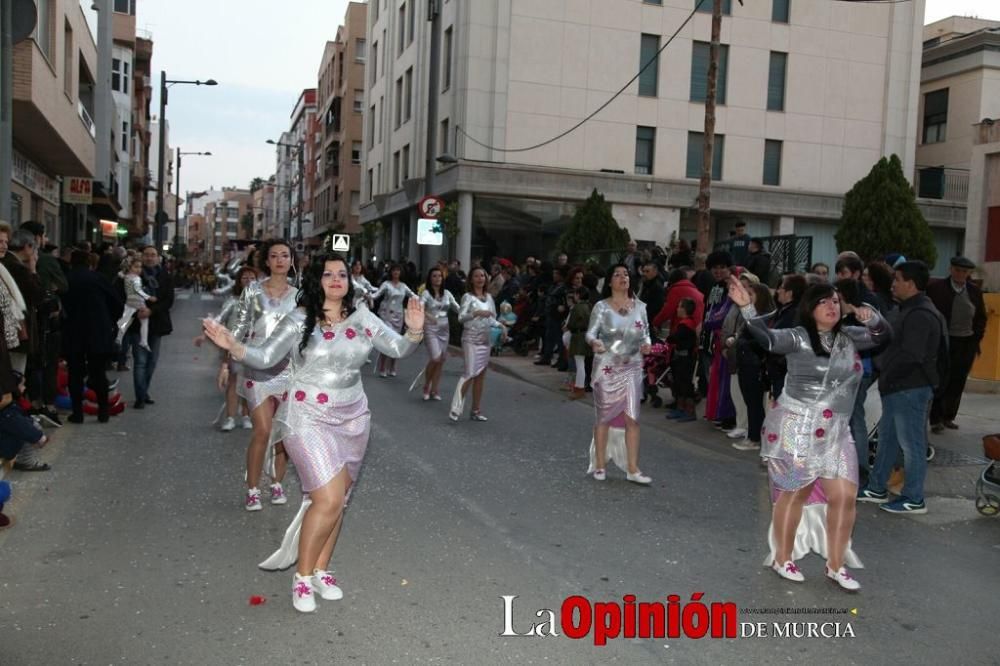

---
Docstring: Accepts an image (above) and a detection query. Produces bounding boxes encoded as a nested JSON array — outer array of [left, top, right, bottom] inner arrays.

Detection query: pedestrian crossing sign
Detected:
[[331, 234, 350, 252]]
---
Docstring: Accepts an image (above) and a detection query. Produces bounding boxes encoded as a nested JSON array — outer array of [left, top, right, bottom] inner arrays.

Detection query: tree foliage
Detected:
[[835, 155, 937, 268], [249, 177, 265, 193], [556, 189, 630, 258]]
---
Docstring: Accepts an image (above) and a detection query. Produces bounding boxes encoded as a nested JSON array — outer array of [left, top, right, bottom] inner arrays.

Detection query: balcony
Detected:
[[975, 118, 1000, 145], [914, 166, 969, 202], [78, 101, 96, 139]]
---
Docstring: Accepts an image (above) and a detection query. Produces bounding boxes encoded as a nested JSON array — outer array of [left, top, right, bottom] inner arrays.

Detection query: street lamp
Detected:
[[266, 139, 304, 243], [174, 148, 211, 256], [155, 73, 218, 246]]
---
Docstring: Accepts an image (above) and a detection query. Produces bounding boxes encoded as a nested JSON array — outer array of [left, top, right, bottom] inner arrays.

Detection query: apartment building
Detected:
[[269, 89, 318, 244], [313, 2, 368, 241], [10, 0, 121, 244], [128, 34, 154, 238], [203, 188, 253, 262], [360, 0, 965, 272], [252, 179, 276, 239]]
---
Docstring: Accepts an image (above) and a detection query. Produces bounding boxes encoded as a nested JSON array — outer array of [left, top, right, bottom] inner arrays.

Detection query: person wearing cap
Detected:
[[926, 256, 987, 432]]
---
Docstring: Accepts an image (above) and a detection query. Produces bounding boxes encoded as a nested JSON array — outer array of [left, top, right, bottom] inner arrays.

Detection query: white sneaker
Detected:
[[245, 488, 262, 512], [731, 438, 761, 451], [292, 574, 317, 613], [626, 471, 652, 485], [312, 570, 344, 600], [269, 482, 288, 505], [592, 468, 606, 481], [389, 370, 397, 377], [241, 416, 253, 429], [826, 566, 861, 591], [726, 428, 748, 439], [772, 560, 805, 582], [220, 417, 236, 432]]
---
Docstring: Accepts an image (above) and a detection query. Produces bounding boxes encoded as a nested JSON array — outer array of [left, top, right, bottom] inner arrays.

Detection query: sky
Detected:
[[133, 0, 998, 212]]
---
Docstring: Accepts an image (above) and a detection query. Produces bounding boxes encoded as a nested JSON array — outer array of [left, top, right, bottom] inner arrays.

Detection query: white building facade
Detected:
[[361, 0, 965, 272]]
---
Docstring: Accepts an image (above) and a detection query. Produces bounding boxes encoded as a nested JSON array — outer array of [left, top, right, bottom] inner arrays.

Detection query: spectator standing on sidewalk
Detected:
[[729, 221, 752, 267], [744, 239, 773, 286], [636, 261, 665, 326], [126, 246, 175, 409], [926, 256, 986, 433], [859, 261, 943, 515]]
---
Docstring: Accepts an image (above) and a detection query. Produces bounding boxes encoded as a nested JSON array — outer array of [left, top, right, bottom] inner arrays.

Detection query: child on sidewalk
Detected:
[[666, 298, 699, 422], [117, 258, 157, 351]]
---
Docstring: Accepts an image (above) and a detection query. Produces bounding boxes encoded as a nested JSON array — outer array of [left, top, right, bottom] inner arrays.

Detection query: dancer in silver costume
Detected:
[[585, 264, 653, 485], [212, 266, 256, 431], [203, 252, 424, 613], [350, 259, 376, 309], [730, 277, 890, 591], [418, 266, 460, 401], [449, 266, 497, 421], [371, 265, 416, 378], [228, 240, 299, 511]]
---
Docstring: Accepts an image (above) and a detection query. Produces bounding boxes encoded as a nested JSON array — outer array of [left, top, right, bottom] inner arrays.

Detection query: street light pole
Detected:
[[174, 148, 211, 256], [267, 139, 303, 244], [155, 73, 217, 247]]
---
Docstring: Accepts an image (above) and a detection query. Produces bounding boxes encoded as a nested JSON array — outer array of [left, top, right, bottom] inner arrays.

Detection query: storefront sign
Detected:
[[64, 177, 94, 205]]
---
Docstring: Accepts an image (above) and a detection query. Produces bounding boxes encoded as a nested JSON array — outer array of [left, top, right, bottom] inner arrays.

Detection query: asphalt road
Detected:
[[1, 292, 997, 665]]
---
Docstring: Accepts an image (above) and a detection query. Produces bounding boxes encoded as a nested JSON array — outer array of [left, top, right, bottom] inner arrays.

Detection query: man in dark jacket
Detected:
[[729, 221, 752, 266], [926, 255, 987, 433], [859, 261, 942, 515], [636, 261, 665, 324], [744, 239, 772, 286], [126, 246, 174, 409], [63, 251, 124, 422]]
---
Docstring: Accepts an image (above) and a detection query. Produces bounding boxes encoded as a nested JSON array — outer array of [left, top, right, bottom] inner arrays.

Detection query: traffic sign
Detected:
[[418, 195, 445, 218], [331, 234, 350, 252]]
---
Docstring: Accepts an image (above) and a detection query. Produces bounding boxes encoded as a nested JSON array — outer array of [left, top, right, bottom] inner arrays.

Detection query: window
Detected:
[[443, 27, 453, 91], [772, 0, 789, 22], [121, 121, 128, 153], [644, 0, 662, 4], [408, 0, 416, 43], [686, 132, 724, 180], [113, 0, 135, 15], [353, 90, 364, 113], [382, 29, 387, 75], [369, 104, 376, 148], [351, 191, 360, 215], [393, 150, 400, 188], [352, 141, 362, 164], [695, 0, 731, 13], [440, 118, 450, 154], [34, 0, 51, 59], [373, 0, 379, 22], [398, 3, 406, 56], [763, 139, 782, 186], [402, 144, 410, 180], [123, 61, 129, 95], [355, 38, 367, 62], [378, 97, 384, 142], [370, 42, 378, 86], [367, 169, 374, 200], [635, 126, 655, 175], [63, 21, 72, 96], [404, 68, 413, 122], [112, 58, 122, 92], [767, 52, 786, 111], [639, 34, 660, 97], [690, 42, 729, 105], [394, 77, 403, 127], [922, 89, 948, 144]]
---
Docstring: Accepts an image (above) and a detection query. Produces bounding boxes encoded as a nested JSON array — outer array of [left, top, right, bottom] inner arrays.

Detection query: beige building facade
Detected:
[[361, 0, 964, 273]]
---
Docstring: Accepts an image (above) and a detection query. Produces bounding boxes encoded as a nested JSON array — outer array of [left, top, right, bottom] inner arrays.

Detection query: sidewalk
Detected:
[[485, 350, 998, 502]]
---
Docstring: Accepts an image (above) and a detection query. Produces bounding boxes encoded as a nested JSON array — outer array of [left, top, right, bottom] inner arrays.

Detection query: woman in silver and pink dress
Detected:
[[729, 277, 889, 591], [371, 265, 416, 378], [419, 266, 460, 401], [585, 264, 653, 485], [203, 251, 425, 613], [449, 266, 497, 422], [228, 240, 298, 511]]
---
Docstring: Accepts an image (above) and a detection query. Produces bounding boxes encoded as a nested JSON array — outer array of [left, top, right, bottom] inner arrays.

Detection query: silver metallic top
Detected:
[[372, 281, 417, 319], [742, 304, 889, 412], [586, 299, 651, 364], [216, 295, 241, 334], [229, 278, 300, 342], [352, 275, 377, 309], [420, 289, 461, 326], [240, 304, 419, 405], [457, 293, 497, 344]]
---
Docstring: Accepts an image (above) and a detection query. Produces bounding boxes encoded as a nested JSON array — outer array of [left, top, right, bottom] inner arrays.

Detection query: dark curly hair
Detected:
[[297, 252, 356, 354], [256, 238, 296, 276], [231, 265, 257, 297], [798, 283, 842, 357], [600, 263, 635, 299]]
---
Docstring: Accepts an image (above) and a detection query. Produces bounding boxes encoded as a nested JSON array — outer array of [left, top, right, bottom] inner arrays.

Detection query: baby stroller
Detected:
[[641, 341, 672, 408], [975, 434, 1000, 517]]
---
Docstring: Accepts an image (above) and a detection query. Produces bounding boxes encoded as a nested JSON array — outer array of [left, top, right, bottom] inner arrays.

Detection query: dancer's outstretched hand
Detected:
[[727, 275, 751, 308], [203, 318, 236, 351], [404, 297, 425, 331]]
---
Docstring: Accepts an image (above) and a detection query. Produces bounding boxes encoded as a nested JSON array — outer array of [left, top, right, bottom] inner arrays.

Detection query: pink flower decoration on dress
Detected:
[[823, 409, 833, 419], [365, 328, 373, 337], [245, 380, 254, 389], [853, 362, 862, 372], [281, 391, 289, 402], [767, 433, 778, 443], [323, 331, 335, 340], [345, 328, 357, 339], [602, 365, 613, 375], [815, 428, 826, 438], [635, 320, 644, 329], [317, 393, 329, 404], [294, 390, 306, 401]]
